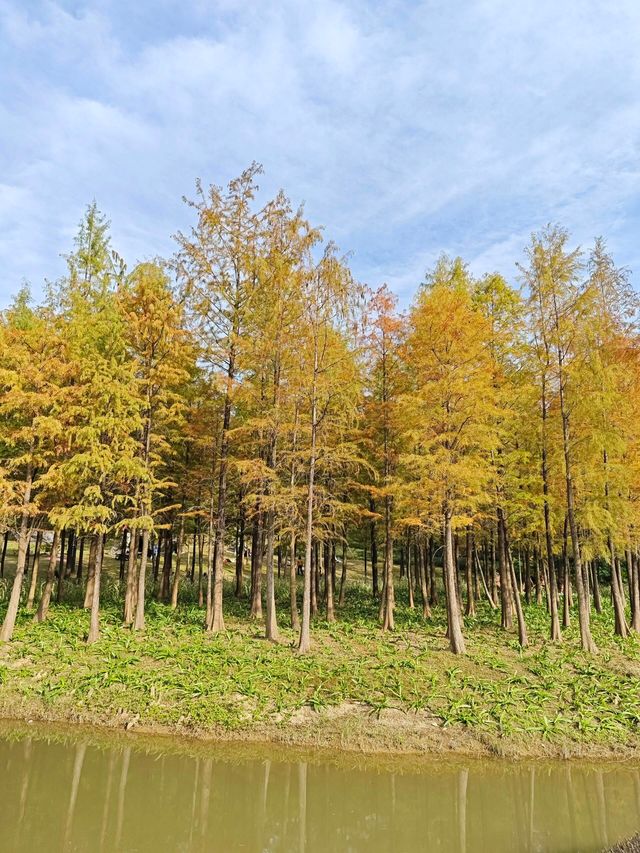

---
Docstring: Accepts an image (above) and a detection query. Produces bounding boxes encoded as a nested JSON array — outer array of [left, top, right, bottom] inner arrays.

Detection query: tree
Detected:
[[0, 290, 66, 641], [404, 257, 500, 654], [296, 247, 360, 654], [117, 261, 193, 630]]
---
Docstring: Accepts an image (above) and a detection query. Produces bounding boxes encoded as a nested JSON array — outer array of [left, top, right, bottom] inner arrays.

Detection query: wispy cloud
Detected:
[[1, 0, 640, 306]]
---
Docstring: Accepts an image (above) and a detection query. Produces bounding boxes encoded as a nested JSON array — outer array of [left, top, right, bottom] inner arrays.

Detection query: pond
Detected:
[[0, 724, 638, 851]]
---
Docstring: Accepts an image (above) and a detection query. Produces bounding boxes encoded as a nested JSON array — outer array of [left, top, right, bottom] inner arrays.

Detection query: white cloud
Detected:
[[1, 0, 640, 306]]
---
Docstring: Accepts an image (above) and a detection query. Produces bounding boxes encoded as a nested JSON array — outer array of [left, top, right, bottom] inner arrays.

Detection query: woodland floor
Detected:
[[0, 544, 639, 759]]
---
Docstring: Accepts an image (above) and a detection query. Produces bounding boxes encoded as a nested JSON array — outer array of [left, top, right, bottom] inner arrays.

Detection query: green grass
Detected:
[[1, 570, 639, 755]]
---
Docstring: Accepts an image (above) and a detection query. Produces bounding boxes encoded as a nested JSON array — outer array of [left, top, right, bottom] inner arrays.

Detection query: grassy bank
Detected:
[[1, 574, 639, 759]]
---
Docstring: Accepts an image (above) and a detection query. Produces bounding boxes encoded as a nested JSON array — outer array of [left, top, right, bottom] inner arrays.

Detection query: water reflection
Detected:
[[0, 727, 638, 852]]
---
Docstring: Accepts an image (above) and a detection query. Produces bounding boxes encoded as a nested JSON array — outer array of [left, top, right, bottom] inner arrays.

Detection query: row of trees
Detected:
[[1, 164, 640, 654]]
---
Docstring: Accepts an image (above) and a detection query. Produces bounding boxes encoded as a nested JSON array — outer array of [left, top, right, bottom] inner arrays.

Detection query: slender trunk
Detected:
[[34, 530, 61, 623], [297, 349, 318, 655], [197, 529, 204, 606], [609, 538, 628, 638], [553, 292, 596, 652], [209, 351, 235, 634], [133, 530, 150, 631], [170, 516, 185, 609], [159, 529, 172, 601], [76, 536, 84, 582], [338, 541, 348, 606], [0, 464, 33, 642], [497, 508, 512, 630], [464, 530, 475, 617], [57, 530, 65, 599], [562, 517, 571, 628], [0, 531, 8, 577], [205, 505, 215, 629], [123, 528, 138, 626], [83, 536, 97, 609], [250, 507, 263, 619], [235, 507, 245, 597], [504, 522, 528, 647], [407, 535, 415, 610], [265, 509, 279, 640], [428, 536, 437, 607], [311, 541, 318, 617], [190, 529, 197, 583], [381, 492, 394, 630], [65, 530, 76, 579], [417, 543, 430, 618], [325, 542, 335, 624], [289, 533, 300, 630], [489, 535, 496, 605], [630, 551, 640, 632], [26, 531, 42, 611], [591, 560, 602, 614], [369, 497, 379, 598], [153, 533, 161, 582], [534, 546, 542, 605], [118, 529, 127, 584], [443, 508, 465, 654], [475, 549, 497, 609], [541, 377, 561, 641], [86, 532, 104, 643]]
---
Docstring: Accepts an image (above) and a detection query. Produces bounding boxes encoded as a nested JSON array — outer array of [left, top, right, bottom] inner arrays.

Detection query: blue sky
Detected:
[[2, 0, 640, 307]]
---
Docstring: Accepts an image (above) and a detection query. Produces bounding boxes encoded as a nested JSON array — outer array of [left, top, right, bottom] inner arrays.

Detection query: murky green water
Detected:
[[0, 725, 638, 852]]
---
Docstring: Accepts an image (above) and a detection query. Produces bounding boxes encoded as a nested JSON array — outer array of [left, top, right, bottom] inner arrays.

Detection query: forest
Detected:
[[1, 162, 640, 704]]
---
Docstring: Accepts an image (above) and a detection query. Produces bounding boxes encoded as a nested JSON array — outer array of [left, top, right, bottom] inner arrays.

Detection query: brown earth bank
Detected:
[[0, 698, 639, 764]]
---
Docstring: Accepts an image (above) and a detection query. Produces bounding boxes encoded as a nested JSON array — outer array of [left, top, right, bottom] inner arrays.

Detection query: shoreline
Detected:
[[1, 697, 639, 765]]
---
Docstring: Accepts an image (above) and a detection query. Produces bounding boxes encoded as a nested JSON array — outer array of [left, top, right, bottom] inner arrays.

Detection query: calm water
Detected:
[[0, 726, 638, 852]]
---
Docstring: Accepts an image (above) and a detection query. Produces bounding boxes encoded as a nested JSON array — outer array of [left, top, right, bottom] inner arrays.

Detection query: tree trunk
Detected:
[[76, 536, 85, 582], [325, 542, 336, 624], [123, 529, 138, 626], [87, 532, 104, 643], [159, 530, 172, 602], [541, 379, 561, 640], [0, 465, 33, 642], [418, 542, 431, 618], [297, 361, 318, 655], [630, 551, 640, 632], [609, 539, 628, 638], [133, 529, 150, 631], [464, 530, 475, 617], [311, 541, 318, 617], [497, 508, 512, 630], [407, 535, 415, 610], [0, 531, 8, 577], [26, 531, 42, 611], [170, 516, 185, 609], [504, 522, 528, 647], [205, 508, 215, 629], [118, 529, 127, 584], [264, 509, 279, 641], [235, 508, 245, 597], [443, 508, 465, 654], [209, 356, 235, 634], [380, 483, 395, 630], [250, 508, 263, 620], [369, 497, 379, 598], [338, 541, 348, 606], [289, 533, 300, 631], [428, 536, 437, 607], [83, 536, 97, 609], [35, 530, 60, 623]]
